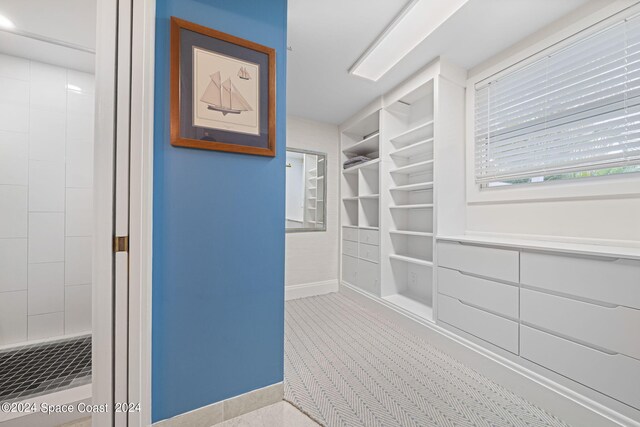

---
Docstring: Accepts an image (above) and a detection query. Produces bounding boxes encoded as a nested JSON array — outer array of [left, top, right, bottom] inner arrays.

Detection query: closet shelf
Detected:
[[389, 254, 433, 267], [389, 230, 433, 237], [389, 181, 434, 192], [342, 158, 380, 174], [389, 159, 434, 175], [342, 132, 380, 156], [383, 294, 433, 320], [389, 138, 434, 158], [359, 226, 379, 231], [390, 121, 434, 145], [389, 204, 433, 210], [342, 196, 359, 201], [359, 194, 380, 199]]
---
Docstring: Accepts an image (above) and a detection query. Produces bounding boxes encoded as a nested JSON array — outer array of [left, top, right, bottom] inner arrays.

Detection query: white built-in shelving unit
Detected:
[[381, 82, 436, 320], [339, 59, 466, 322], [303, 154, 326, 228], [340, 109, 382, 295]]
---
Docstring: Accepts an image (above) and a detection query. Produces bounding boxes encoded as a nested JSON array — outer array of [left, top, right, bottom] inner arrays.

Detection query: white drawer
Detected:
[[521, 288, 640, 360], [343, 226, 358, 242], [521, 325, 640, 410], [359, 228, 379, 246], [437, 241, 519, 282], [438, 267, 518, 319], [358, 259, 379, 295], [521, 251, 640, 309], [342, 240, 358, 257], [359, 243, 379, 263], [342, 254, 357, 285], [438, 294, 519, 354]]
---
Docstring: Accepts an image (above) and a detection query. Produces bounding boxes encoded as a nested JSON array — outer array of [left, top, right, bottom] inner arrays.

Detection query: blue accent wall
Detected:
[[152, 0, 287, 422]]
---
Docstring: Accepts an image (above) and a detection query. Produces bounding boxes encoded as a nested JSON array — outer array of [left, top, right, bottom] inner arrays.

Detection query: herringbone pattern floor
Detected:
[[284, 293, 570, 427]]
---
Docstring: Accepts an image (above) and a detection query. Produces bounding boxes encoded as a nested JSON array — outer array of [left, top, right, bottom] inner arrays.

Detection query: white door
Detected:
[[94, 0, 154, 425], [93, 0, 144, 425]]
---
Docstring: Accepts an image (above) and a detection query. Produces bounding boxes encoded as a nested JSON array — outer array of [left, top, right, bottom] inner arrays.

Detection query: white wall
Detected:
[[0, 54, 94, 346], [285, 116, 339, 290], [465, 2, 640, 245]]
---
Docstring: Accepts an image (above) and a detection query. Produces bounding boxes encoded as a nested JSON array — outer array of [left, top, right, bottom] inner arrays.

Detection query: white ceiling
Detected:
[[287, 0, 595, 125], [0, 0, 95, 72]]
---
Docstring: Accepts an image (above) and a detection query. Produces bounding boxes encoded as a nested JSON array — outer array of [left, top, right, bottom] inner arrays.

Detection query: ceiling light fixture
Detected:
[[0, 13, 15, 29], [349, 0, 469, 82]]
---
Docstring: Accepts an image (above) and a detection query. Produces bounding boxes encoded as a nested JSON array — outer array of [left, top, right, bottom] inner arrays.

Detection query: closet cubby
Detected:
[[390, 188, 433, 208], [389, 234, 434, 262], [390, 208, 433, 234], [359, 164, 380, 197], [342, 171, 359, 198], [359, 198, 379, 229], [341, 110, 381, 163], [342, 199, 358, 226], [384, 261, 433, 319]]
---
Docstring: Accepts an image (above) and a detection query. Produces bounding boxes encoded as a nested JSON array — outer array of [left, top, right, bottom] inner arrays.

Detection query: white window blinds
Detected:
[[474, 14, 640, 184]]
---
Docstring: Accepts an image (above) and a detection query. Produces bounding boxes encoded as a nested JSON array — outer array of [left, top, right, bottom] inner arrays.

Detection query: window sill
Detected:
[[466, 172, 640, 205]]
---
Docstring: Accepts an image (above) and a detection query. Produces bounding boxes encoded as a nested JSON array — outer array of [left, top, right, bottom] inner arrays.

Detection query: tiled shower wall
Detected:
[[0, 54, 94, 346]]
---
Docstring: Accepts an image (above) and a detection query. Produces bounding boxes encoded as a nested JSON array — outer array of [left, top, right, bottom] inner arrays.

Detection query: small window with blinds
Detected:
[[475, 14, 640, 188]]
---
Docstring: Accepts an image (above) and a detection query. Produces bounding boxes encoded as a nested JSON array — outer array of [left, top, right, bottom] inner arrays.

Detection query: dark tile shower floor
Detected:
[[0, 335, 91, 402]]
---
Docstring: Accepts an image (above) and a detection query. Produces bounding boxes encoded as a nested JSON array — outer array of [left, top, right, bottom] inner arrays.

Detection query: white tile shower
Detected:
[[0, 53, 94, 346]]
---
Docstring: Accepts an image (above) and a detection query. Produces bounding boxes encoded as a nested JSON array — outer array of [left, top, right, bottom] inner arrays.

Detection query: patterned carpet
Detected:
[[284, 293, 570, 427]]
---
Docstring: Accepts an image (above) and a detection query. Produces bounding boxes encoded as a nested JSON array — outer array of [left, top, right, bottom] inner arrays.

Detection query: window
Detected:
[[474, 14, 640, 188]]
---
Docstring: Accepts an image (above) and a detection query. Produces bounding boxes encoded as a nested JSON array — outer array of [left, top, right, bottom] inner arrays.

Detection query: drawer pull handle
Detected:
[[453, 268, 519, 287], [455, 298, 518, 321], [523, 323, 619, 356], [522, 285, 620, 309]]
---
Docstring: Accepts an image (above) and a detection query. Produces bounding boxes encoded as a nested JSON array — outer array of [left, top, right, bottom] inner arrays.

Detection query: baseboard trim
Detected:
[[285, 279, 338, 301], [153, 382, 283, 427], [340, 282, 639, 427]]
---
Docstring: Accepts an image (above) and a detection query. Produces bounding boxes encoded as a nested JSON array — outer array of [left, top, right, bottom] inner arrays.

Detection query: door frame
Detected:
[[93, 0, 155, 425], [127, 0, 155, 425], [92, 0, 118, 425]]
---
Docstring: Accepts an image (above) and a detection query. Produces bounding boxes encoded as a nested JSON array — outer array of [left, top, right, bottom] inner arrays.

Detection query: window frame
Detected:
[[466, 2, 640, 204]]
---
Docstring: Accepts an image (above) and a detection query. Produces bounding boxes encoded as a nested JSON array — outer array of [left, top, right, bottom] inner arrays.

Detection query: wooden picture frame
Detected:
[[170, 17, 276, 156]]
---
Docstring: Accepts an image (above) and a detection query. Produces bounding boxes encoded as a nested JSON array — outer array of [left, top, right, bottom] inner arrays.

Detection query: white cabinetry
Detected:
[[436, 237, 640, 414], [339, 59, 467, 322], [340, 107, 381, 295]]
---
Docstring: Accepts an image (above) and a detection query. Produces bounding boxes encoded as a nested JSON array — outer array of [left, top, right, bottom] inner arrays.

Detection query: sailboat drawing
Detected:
[[200, 71, 253, 116], [238, 66, 251, 80]]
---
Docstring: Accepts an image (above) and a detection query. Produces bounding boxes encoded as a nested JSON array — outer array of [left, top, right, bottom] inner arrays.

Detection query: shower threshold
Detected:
[[0, 335, 92, 403]]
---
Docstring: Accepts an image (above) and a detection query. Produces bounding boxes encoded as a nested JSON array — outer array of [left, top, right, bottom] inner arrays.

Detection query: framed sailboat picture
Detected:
[[170, 17, 276, 156]]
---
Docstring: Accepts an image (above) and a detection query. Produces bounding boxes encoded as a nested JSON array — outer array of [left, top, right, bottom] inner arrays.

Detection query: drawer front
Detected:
[[521, 288, 640, 360], [438, 267, 518, 319], [437, 241, 519, 282], [438, 294, 519, 354], [359, 243, 379, 263], [521, 251, 640, 309], [342, 254, 358, 285], [343, 227, 358, 242], [521, 325, 640, 410], [359, 228, 379, 246], [342, 240, 358, 257], [358, 259, 379, 295]]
